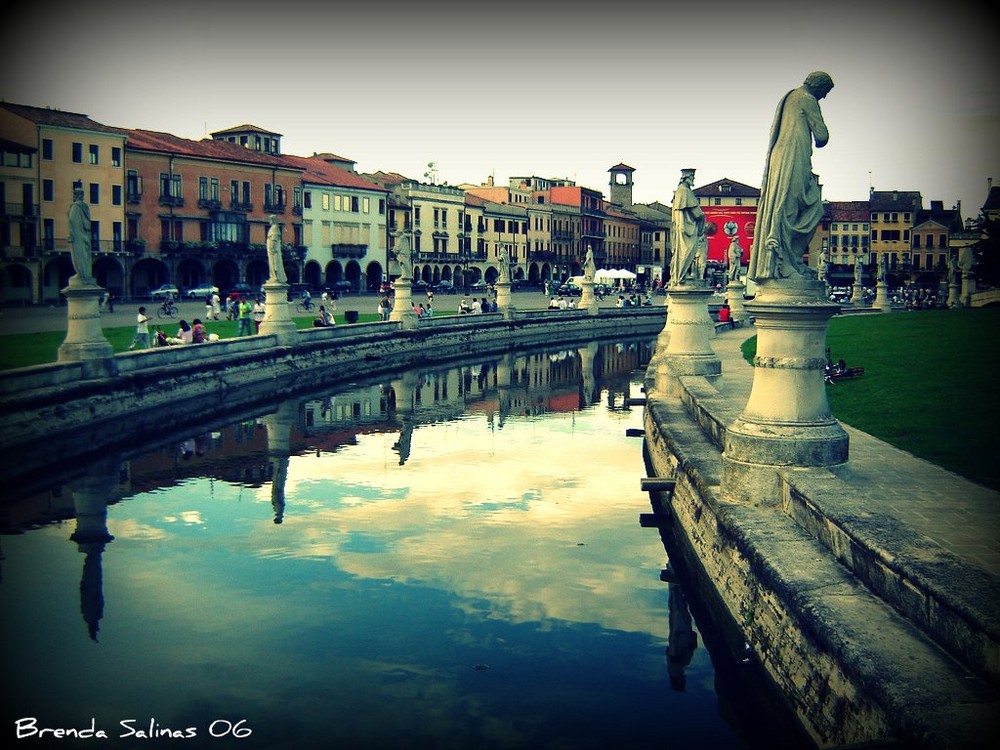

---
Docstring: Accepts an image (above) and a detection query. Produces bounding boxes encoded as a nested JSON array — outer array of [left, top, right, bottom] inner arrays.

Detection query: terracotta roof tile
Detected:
[[283, 154, 387, 192], [1, 102, 123, 135], [869, 190, 922, 212], [210, 123, 282, 137], [693, 177, 760, 198], [124, 128, 299, 169]]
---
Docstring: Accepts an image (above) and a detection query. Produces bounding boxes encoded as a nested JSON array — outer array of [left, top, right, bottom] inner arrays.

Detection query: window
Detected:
[[363, 197, 370, 213], [378, 199, 385, 215], [89, 183, 100, 204], [304, 191, 312, 209], [72, 142, 82, 163], [89, 145, 99, 165], [735, 198, 742, 206], [112, 185, 122, 205], [939, 234, 947, 247], [199, 177, 209, 200], [111, 147, 121, 167], [713, 198, 721, 205], [925, 235, 934, 249], [351, 196, 359, 212], [43, 179, 54, 201], [42, 139, 53, 160], [322, 194, 330, 211], [891, 212, 898, 223], [160, 173, 182, 198], [415, 207, 421, 225]]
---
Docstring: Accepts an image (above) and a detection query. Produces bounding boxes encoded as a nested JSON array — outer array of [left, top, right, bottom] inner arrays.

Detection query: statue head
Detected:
[[804, 71, 834, 99], [680, 168, 696, 184], [73, 186, 85, 201]]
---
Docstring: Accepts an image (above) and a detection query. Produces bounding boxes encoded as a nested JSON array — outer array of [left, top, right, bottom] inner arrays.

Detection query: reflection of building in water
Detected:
[[598, 341, 653, 410]]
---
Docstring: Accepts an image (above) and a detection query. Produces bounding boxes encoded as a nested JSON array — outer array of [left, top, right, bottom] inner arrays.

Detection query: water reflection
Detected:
[[1, 339, 798, 749]]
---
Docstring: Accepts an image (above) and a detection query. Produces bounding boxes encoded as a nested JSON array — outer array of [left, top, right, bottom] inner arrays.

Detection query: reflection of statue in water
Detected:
[[68, 186, 94, 281], [266, 215, 287, 284], [584, 245, 596, 281], [877, 253, 887, 283], [747, 71, 834, 282], [670, 168, 706, 284], [498, 247, 511, 283], [393, 231, 412, 280], [666, 584, 698, 691]]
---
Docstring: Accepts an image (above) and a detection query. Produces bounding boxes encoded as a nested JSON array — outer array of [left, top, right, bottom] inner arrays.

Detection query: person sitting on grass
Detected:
[[313, 305, 334, 327]]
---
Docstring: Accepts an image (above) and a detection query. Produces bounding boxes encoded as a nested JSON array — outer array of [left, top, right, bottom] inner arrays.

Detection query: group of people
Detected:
[[615, 292, 652, 308], [459, 297, 495, 314], [128, 306, 214, 350], [547, 296, 577, 310]]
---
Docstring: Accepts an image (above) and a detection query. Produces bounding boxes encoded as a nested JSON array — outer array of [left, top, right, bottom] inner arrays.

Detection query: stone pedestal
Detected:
[[258, 280, 298, 340], [947, 281, 960, 308], [579, 278, 599, 315], [495, 280, 517, 319], [58, 277, 115, 376], [722, 279, 849, 505], [849, 281, 864, 306], [726, 279, 749, 323], [873, 281, 892, 312], [960, 272, 976, 308], [390, 278, 420, 329], [652, 283, 721, 394]]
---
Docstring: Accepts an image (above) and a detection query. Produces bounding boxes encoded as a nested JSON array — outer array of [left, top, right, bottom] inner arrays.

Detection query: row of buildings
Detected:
[[0, 101, 991, 304]]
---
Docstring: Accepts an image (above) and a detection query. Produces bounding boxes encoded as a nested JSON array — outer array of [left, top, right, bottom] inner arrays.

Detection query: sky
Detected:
[[2, 0, 998, 219]]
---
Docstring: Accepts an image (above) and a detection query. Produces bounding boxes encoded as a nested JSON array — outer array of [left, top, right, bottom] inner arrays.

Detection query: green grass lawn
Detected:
[[742, 308, 1000, 490], [0, 313, 381, 370]]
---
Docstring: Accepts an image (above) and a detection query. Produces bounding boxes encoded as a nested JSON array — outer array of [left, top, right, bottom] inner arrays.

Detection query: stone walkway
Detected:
[[711, 323, 999, 575]]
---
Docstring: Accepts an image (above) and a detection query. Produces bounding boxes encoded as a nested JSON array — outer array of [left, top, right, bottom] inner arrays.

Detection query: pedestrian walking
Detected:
[[128, 306, 150, 350], [237, 297, 254, 336]]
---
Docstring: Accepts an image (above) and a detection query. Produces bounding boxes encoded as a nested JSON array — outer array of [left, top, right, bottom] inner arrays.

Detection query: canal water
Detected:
[[1, 339, 808, 750]]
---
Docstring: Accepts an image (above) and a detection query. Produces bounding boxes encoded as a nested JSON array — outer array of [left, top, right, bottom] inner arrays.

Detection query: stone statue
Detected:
[[817, 255, 828, 284], [946, 250, 956, 281], [584, 245, 596, 281], [727, 237, 743, 283], [393, 231, 412, 280], [854, 260, 863, 285], [958, 246, 974, 274], [669, 168, 706, 284], [498, 247, 511, 283], [747, 71, 834, 282], [266, 215, 287, 284], [67, 186, 94, 281], [877, 253, 887, 283]]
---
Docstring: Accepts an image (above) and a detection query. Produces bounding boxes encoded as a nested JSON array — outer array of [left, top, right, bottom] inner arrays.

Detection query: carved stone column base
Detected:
[[58, 278, 114, 376], [947, 282, 960, 308], [259, 281, 298, 341], [873, 281, 892, 312], [849, 281, 865, 305], [726, 279, 749, 322], [579, 279, 599, 315], [390, 279, 419, 329], [722, 284, 848, 504], [495, 280, 517, 317]]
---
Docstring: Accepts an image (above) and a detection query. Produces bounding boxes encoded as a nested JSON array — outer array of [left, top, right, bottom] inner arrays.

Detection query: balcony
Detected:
[[331, 243, 367, 259], [229, 200, 254, 212], [552, 229, 574, 242], [158, 195, 185, 208], [124, 239, 146, 255], [1, 202, 39, 217], [198, 198, 223, 210], [127, 191, 143, 204], [0, 243, 42, 260], [264, 201, 286, 214], [292, 205, 303, 216]]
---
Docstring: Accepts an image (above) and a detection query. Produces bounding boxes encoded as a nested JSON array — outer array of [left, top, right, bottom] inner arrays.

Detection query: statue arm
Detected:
[[804, 96, 829, 148]]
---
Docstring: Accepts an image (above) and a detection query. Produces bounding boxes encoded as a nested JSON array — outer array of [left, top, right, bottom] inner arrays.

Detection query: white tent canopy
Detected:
[[594, 268, 636, 282]]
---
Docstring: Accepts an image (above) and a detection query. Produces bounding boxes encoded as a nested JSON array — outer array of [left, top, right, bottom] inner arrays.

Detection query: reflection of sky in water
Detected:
[[1, 375, 745, 748]]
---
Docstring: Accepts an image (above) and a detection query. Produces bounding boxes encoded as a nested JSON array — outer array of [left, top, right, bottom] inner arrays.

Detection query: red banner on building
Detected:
[[701, 205, 757, 264]]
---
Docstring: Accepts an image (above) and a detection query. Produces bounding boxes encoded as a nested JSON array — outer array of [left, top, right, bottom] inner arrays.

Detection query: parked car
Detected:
[[433, 280, 457, 294], [327, 280, 353, 294], [149, 284, 179, 300], [469, 280, 488, 291], [223, 283, 257, 300], [556, 282, 583, 297], [184, 284, 219, 299], [410, 279, 429, 293]]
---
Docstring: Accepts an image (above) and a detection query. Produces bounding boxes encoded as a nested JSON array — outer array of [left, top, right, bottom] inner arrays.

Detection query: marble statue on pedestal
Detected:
[[747, 71, 834, 282], [266, 215, 287, 284], [877, 253, 887, 283], [854, 260, 864, 286], [584, 245, 596, 281], [498, 247, 511, 283], [728, 237, 743, 284], [670, 168, 706, 284], [393, 231, 412, 280], [68, 187, 94, 282]]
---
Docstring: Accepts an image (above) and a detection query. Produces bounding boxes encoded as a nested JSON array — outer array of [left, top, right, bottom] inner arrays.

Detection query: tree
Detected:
[[971, 216, 1000, 286]]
